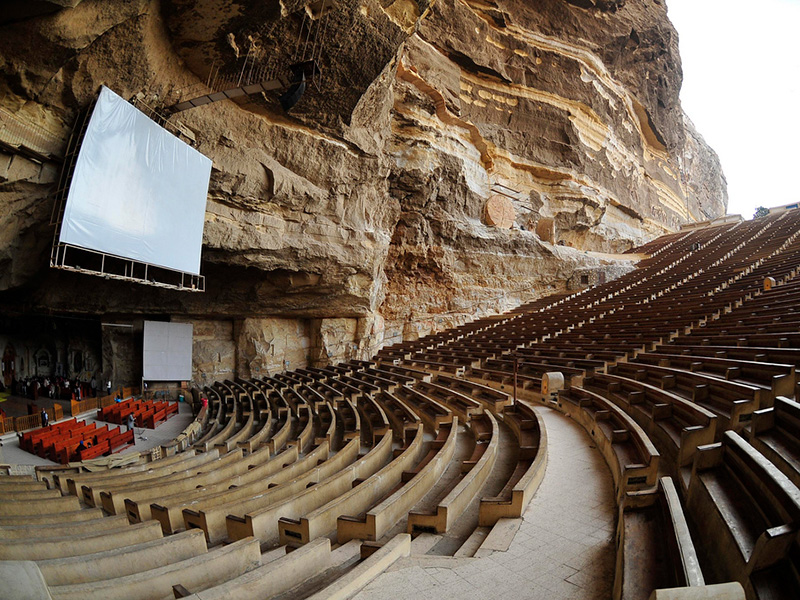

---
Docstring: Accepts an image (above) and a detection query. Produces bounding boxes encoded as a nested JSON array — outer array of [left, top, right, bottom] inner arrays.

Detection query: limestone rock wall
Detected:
[[0, 0, 727, 381]]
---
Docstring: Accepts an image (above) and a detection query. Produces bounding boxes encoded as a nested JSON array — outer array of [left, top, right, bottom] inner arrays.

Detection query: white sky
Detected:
[[666, 0, 800, 219]]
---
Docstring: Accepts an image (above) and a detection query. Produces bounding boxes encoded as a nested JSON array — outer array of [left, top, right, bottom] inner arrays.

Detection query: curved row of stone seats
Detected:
[[583, 372, 717, 470], [78, 449, 221, 507], [412, 379, 483, 422], [353, 394, 391, 445], [559, 387, 660, 500], [37, 528, 207, 587], [656, 343, 800, 372], [372, 390, 421, 439], [615, 477, 705, 600], [393, 383, 453, 431], [190, 388, 226, 451], [143, 445, 299, 533], [99, 448, 250, 516], [747, 397, 800, 489], [183, 437, 340, 544], [173, 536, 350, 600], [0, 520, 163, 560], [608, 361, 763, 432], [194, 384, 242, 453], [685, 430, 800, 599], [479, 400, 547, 526], [632, 352, 797, 400], [408, 411, 499, 534], [212, 382, 256, 453], [0, 513, 130, 541], [229, 426, 391, 546], [49, 536, 261, 600], [0, 484, 61, 501], [227, 379, 274, 452], [337, 418, 458, 543], [164, 395, 349, 539], [173, 396, 347, 542], [433, 374, 512, 413], [276, 422, 426, 546], [46, 444, 205, 496]]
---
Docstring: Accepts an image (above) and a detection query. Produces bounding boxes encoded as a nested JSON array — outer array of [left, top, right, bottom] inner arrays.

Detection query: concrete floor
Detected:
[[353, 406, 617, 600]]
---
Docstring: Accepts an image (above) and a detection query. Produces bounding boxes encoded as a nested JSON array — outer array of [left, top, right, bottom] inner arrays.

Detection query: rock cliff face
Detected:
[[0, 0, 727, 383]]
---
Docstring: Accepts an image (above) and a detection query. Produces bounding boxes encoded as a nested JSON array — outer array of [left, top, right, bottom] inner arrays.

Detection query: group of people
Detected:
[[9, 375, 113, 402]]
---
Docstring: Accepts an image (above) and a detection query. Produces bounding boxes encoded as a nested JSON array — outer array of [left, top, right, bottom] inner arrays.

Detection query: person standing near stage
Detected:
[[90, 376, 97, 397], [106, 379, 112, 396], [41, 408, 48, 427]]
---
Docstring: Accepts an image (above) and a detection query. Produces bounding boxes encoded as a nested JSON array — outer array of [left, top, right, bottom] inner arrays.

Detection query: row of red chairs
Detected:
[[19, 418, 78, 453], [97, 398, 178, 428], [21, 420, 135, 464]]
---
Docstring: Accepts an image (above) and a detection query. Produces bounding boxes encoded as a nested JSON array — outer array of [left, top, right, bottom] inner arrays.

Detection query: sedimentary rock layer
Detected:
[[0, 0, 727, 377]]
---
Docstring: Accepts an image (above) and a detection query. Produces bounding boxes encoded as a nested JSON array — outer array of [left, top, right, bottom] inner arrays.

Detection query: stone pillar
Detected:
[[235, 317, 311, 377], [100, 321, 140, 389]]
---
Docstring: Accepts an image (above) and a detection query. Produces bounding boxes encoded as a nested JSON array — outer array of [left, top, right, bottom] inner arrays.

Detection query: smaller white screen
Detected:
[[143, 321, 193, 381]]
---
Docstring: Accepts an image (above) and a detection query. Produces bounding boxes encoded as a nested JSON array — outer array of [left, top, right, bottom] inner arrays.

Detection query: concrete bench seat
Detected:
[[479, 401, 547, 526], [51, 448, 204, 495], [362, 365, 418, 387], [408, 412, 499, 534], [347, 370, 400, 394], [182, 437, 341, 544], [353, 395, 391, 445], [228, 431, 392, 547], [77, 450, 222, 506], [401, 357, 466, 376], [747, 397, 800, 489], [37, 528, 207, 587], [144, 445, 300, 533], [176, 537, 336, 600], [635, 352, 796, 398], [278, 424, 425, 546], [434, 374, 512, 413], [394, 384, 453, 432], [468, 366, 541, 393], [657, 343, 800, 369], [685, 431, 800, 598], [611, 362, 761, 432], [0, 520, 163, 560], [47, 536, 261, 600], [338, 419, 458, 543], [373, 390, 421, 440], [0, 493, 80, 517], [0, 486, 62, 500], [376, 362, 433, 382], [302, 533, 411, 600], [414, 380, 483, 423], [0, 513, 130, 540], [560, 387, 660, 500], [0, 507, 105, 527], [615, 477, 705, 599], [97, 449, 251, 515], [194, 395, 239, 453], [585, 373, 717, 470]]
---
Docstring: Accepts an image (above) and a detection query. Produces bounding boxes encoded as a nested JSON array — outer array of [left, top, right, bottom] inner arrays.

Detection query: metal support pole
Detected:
[[513, 355, 518, 404]]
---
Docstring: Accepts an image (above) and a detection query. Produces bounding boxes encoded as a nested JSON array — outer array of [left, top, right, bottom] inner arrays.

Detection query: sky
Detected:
[[666, 0, 800, 219]]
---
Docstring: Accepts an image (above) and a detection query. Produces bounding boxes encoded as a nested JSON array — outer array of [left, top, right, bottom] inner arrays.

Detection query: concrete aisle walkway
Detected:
[[353, 406, 617, 600]]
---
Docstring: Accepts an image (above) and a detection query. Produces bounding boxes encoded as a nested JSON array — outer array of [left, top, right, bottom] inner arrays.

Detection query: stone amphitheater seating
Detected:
[[10, 211, 800, 599]]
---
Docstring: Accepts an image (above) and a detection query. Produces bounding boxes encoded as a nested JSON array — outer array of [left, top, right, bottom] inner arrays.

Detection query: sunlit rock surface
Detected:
[[0, 0, 727, 374]]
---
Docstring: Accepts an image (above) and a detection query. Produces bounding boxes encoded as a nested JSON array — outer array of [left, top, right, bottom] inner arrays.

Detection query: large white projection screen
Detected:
[[143, 321, 193, 382], [59, 86, 211, 275]]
